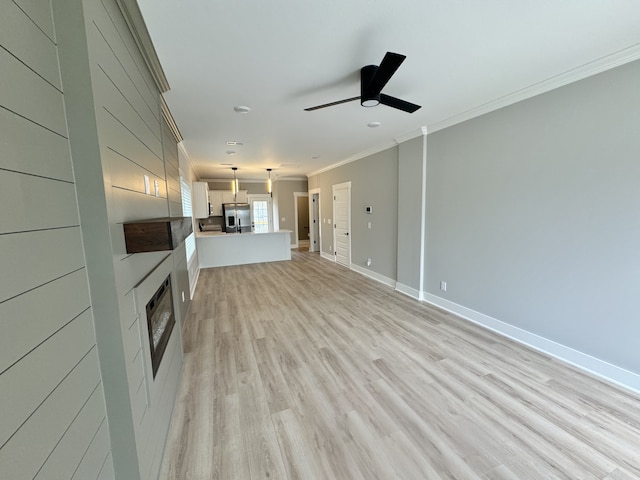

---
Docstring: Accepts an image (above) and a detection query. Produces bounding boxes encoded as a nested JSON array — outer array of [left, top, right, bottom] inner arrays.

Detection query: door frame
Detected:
[[247, 194, 273, 232], [308, 188, 321, 253], [293, 192, 309, 249], [332, 181, 351, 265]]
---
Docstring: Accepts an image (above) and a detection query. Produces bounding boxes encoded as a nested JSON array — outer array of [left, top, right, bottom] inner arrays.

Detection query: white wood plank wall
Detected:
[[0, 1, 114, 479]]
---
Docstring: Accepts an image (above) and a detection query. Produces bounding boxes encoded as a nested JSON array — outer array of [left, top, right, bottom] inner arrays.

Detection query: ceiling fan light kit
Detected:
[[305, 52, 421, 113]]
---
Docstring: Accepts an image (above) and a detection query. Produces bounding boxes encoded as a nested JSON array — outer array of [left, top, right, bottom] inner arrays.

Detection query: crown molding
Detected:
[[428, 43, 640, 133], [161, 96, 183, 142], [306, 140, 397, 177], [394, 126, 428, 144], [114, 0, 170, 93], [201, 176, 308, 183]]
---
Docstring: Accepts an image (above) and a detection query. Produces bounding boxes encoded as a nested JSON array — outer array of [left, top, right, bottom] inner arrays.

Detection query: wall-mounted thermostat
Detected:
[[365, 206, 373, 214]]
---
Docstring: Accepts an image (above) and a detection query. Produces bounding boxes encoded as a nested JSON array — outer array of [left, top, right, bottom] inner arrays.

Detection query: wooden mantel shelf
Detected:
[[123, 217, 193, 254]]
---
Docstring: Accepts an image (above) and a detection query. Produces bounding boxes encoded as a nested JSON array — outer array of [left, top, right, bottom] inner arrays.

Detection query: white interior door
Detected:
[[247, 194, 272, 233], [332, 182, 351, 266]]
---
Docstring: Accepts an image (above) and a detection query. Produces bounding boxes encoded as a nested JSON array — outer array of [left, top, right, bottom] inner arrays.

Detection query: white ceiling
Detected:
[[136, 0, 640, 181]]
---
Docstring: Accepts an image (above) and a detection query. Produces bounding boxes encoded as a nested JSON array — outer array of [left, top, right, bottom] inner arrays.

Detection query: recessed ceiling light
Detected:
[[226, 150, 236, 155], [226, 141, 243, 145], [234, 105, 251, 113], [220, 163, 233, 166], [312, 156, 320, 159], [367, 121, 382, 128]]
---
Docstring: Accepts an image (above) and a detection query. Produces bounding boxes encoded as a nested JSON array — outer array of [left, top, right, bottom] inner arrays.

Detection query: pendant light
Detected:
[[231, 167, 238, 201], [266, 168, 272, 197]]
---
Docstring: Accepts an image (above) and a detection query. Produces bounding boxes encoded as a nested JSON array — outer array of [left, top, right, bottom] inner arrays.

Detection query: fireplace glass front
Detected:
[[145, 275, 175, 378]]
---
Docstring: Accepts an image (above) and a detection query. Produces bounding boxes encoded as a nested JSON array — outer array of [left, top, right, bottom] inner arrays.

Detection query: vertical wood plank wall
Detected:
[[0, 1, 115, 478]]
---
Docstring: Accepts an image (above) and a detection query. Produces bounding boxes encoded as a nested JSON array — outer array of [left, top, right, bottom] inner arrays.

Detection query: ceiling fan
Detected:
[[304, 52, 421, 113]]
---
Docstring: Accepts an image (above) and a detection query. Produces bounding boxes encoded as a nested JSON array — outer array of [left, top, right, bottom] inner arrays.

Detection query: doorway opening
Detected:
[[293, 192, 309, 249], [309, 188, 321, 253]]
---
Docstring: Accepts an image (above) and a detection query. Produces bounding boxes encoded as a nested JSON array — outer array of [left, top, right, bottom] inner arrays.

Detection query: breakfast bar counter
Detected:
[[196, 230, 292, 268]]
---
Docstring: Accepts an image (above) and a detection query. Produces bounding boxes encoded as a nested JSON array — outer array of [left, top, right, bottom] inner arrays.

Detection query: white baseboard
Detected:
[[320, 251, 335, 262], [350, 264, 396, 289], [395, 282, 422, 301], [422, 292, 640, 395], [189, 267, 200, 300]]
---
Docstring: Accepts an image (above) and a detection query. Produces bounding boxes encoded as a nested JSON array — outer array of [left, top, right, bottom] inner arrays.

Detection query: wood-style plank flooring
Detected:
[[160, 250, 640, 480]]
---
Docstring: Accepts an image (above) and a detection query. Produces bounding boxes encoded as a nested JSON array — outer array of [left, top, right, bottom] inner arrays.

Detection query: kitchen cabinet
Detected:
[[236, 190, 248, 203], [209, 190, 223, 216], [192, 181, 209, 218], [209, 190, 248, 215], [222, 190, 235, 204]]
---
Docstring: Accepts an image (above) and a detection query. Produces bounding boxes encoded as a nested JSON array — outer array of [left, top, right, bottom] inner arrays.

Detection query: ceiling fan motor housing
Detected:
[[361, 65, 380, 107]]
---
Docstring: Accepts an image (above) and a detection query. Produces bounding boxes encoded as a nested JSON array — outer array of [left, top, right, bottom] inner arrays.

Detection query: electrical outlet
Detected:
[[440, 281, 447, 292], [367, 221, 372, 229]]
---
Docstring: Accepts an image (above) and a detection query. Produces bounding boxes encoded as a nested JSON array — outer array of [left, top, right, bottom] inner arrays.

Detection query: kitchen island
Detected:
[[196, 230, 292, 268]]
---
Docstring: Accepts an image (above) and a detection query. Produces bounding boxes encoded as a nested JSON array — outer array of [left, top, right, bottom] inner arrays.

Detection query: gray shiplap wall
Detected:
[[77, 0, 185, 478], [0, 1, 114, 479]]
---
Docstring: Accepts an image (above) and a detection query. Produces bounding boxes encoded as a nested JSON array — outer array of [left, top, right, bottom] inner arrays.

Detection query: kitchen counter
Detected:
[[196, 230, 292, 268]]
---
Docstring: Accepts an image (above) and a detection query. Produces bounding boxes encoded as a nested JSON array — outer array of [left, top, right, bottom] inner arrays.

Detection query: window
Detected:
[[248, 195, 273, 233], [180, 176, 196, 261], [252, 200, 269, 233]]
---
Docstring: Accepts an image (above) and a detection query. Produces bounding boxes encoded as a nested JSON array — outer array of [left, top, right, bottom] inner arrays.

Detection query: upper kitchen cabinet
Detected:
[[209, 190, 223, 215], [236, 190, 248, 203], [192, 181, 209, 218]]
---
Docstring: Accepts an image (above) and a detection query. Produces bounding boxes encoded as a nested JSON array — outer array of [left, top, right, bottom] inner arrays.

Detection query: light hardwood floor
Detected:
[[160, 250, 640, 480]]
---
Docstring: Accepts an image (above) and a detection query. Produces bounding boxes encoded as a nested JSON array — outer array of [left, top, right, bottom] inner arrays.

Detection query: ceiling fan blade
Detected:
[[304, 96, 361, 111], [380, 94, 421, 113], [365, 52, 406, 95]]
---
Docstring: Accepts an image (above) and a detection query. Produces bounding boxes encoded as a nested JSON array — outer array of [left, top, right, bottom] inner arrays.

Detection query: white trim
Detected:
[[161, 97, 183, 142], [307, 141, 397, 177], [417, 133, 427, 294], [200, 176, 308, 183], [393, 126, 428, 144], [247, 194, 274, 233], [308, 188, 321, 253], [422, 292, 640, 395], [395, 282, 422, 301], [350, 264, 396, 289], [115, 0, 170, 92], [428, 44, 640, 134], [332, 181, 352, 267], [320, 251, 335, 262], [292, 192, 309, 249], [189, 266, 200, 299]]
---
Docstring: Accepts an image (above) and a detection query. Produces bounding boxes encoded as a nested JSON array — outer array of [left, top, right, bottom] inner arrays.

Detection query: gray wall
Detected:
[[0, 1, 114, 478], [425, 59, 640, 374], [206, 180, 269, 194], [273, 179, 309, 244], [308, 147, 399, 280]]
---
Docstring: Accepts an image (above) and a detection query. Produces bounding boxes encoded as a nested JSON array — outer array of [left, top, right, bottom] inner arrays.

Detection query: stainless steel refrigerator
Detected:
[[222, 203, 251, 233]]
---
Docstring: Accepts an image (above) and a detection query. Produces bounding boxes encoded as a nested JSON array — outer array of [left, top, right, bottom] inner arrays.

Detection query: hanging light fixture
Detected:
[[231, 167, 238, 200], [266, 168, 272, 197]]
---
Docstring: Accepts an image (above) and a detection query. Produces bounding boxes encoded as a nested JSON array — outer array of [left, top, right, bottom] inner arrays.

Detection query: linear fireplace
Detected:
[[145, 274, 175, 378]]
